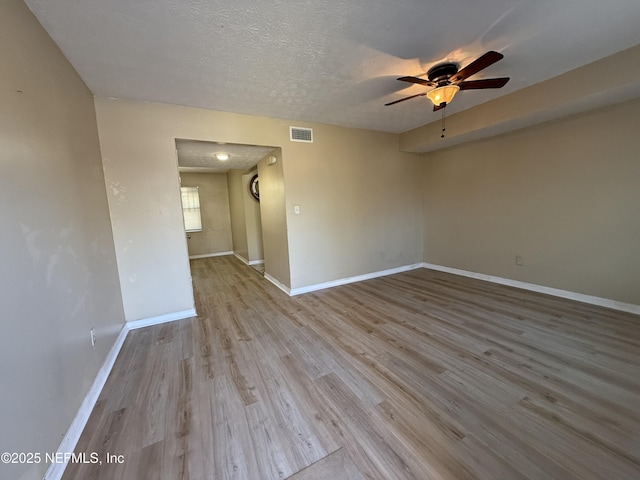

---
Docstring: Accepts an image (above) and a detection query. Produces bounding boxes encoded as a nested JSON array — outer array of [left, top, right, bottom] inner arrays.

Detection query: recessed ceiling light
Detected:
[[215, 152, 229, 161]]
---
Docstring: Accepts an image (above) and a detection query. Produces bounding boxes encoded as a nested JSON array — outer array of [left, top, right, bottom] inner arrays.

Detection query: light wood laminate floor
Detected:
[[63, 256, 640, 479]]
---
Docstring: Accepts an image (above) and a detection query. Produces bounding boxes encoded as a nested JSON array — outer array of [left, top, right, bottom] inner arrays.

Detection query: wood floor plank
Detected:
[[286, 448, 364, 480], [314, 373, 421, 480], [210, 373, 258, 480], [63, 256, 640, 480]]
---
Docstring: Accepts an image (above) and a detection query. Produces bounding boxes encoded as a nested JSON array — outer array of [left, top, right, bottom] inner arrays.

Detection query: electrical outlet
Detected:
[[515, 255, 524, 266], [90, 328, 96, 347]]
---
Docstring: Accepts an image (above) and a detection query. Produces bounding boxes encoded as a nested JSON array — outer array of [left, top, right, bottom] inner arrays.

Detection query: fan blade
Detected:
[[397, 76, 435, 87], [458, 77, 510, 90], [450, 51, 504, 83], [385, 92, 426, 106]]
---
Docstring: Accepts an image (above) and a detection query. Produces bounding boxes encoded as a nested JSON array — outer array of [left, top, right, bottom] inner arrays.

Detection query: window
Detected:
[[180, 186, 202, 232]]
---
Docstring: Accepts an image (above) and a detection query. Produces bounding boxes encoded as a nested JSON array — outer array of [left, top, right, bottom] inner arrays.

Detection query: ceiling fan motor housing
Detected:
[[427, 63, 459, 84], [385, 51, 508, 108]]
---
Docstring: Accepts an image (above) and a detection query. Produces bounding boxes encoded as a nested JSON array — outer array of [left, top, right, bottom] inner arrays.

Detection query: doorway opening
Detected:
[[175, 139, 278, 276]]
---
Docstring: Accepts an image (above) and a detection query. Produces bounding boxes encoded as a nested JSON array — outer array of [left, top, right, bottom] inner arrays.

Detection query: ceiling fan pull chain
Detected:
[[441, 103, 446, 138]]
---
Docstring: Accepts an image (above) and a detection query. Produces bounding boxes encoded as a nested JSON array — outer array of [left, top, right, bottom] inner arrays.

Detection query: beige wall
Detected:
[[284, 124, 424, 289], [227, 170, 250, 260], [94, 98, 423, 308], [256, 148, 290, 286], [0, 2, 125, 479], [4, 4, 637, 477], [94, 99, 291, 316], [422, 98, 640, 305], [180, 172, 233, 257], [242, 170, 264, 263], [227, 168, 264, 263]]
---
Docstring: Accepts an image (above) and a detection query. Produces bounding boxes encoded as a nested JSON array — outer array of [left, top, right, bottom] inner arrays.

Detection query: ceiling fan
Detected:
[[385, 51, 510, 111]]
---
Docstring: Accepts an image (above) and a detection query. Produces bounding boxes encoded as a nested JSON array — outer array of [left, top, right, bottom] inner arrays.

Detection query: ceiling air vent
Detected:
[[290, 126, 313, 143]]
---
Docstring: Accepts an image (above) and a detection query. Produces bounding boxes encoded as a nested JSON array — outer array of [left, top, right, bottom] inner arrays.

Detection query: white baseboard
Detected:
[[233, 253, 249, 265], [127, 308, 197, 330], [44, 324, 129, 480], [265, 273, 291, 295], [45, 306, 197, 479], [189, 251, 233, 259], [422, 263, 640, 315], [289, 263, 424, 296], [233, 253, 264, 267]]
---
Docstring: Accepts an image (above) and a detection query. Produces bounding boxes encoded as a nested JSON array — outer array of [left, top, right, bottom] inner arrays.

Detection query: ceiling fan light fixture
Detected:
[[426, 85, 460, 106], [215, 152, 230, 161]]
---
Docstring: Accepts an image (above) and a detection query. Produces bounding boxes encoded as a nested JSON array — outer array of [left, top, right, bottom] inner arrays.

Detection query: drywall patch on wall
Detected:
[[20, 223, 44, 264], [106, 179, 128, 205]]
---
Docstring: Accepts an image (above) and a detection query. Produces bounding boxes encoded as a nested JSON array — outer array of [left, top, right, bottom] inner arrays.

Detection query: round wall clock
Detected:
[[249, 174, 259, 201]]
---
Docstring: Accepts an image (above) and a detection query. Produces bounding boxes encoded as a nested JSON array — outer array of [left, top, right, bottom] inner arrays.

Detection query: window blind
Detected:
[[180, 186, 202, 232]]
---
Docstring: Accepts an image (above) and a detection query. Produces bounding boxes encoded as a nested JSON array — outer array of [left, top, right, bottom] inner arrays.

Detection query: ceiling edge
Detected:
[[399, 44, 640, 154]]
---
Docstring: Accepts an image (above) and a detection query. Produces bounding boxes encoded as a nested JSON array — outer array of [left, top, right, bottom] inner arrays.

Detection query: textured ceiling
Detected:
[[177, 140, 277, 173], [26, 0, 640, 134]]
